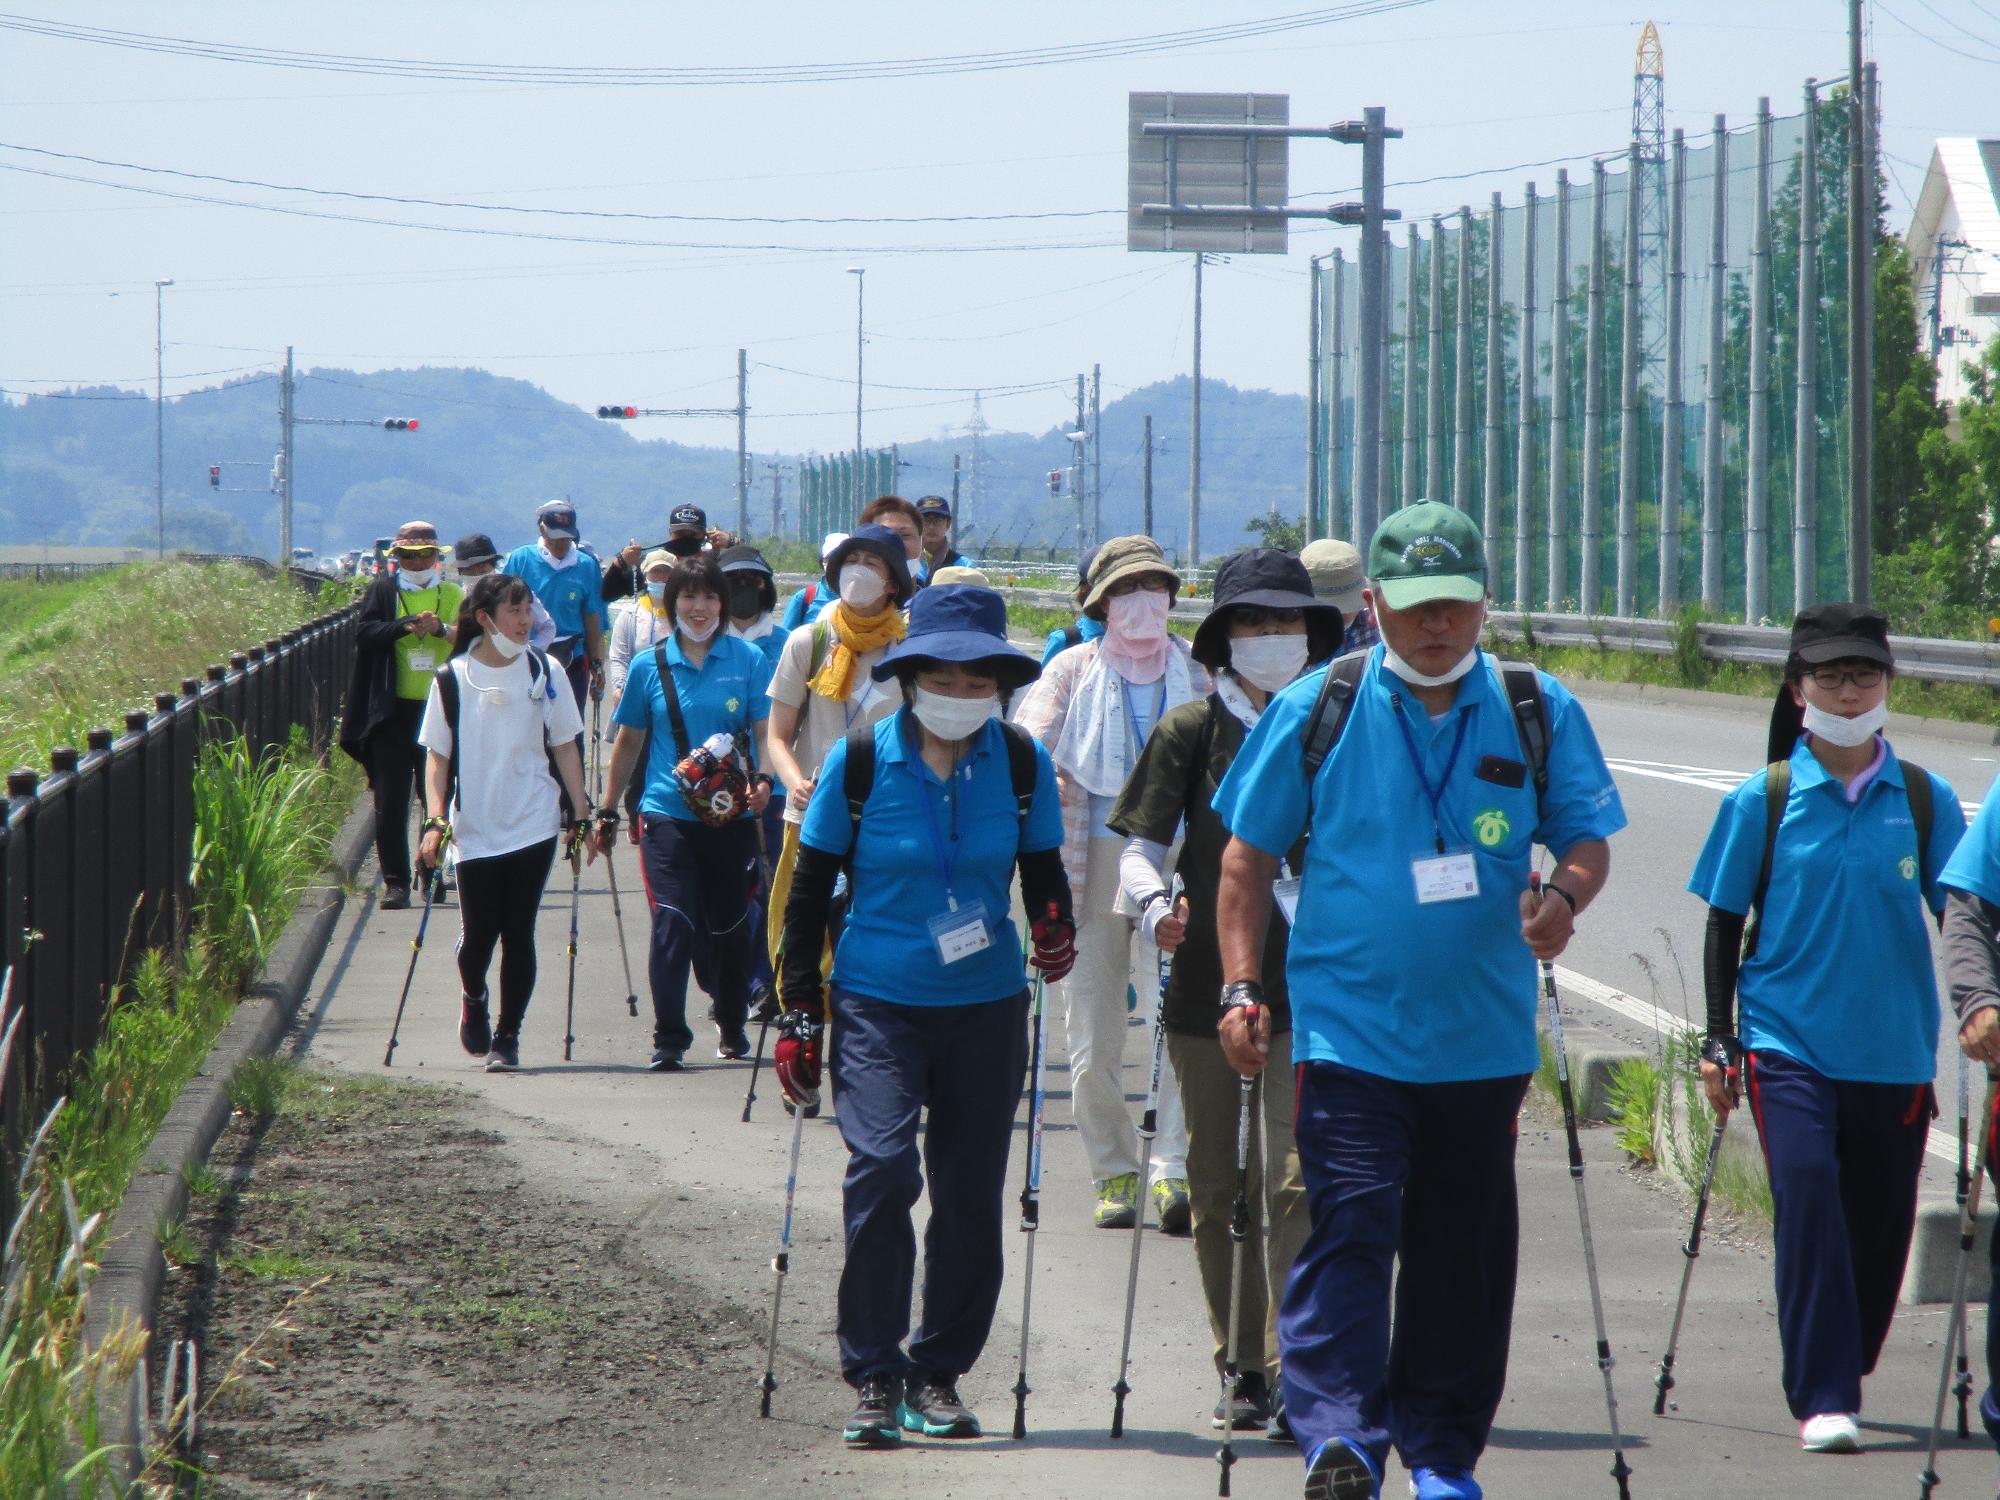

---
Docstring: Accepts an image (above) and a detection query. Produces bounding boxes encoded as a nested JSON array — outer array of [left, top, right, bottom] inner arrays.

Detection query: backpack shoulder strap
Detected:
[[435, 662, 462, 808], [652, 641, 692, 757], [1496, 660, 1552, 804], [1903, 758, 1935, 885], [1744, 758, 1793, 960], [842, 722, 878, 844], [808, 619, 833, 679], [1302, 650, 1371, 785], [998, 720, 1037, 828], [1062, 622, 1082, 649]]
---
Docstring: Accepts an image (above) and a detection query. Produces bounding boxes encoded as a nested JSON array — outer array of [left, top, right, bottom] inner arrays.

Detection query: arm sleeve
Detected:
[[606, 609, 636, 704], [1119, 837, 1172, 937], [779, 844, 842, 1015], [1944, 887, 2000, 1028], [1017, 845, 1073, 930], [1702, 905, 1745, 1039]]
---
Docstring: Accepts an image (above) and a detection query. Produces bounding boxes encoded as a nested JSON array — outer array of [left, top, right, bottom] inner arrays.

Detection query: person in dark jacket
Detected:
[[338, 519, 462, 908]]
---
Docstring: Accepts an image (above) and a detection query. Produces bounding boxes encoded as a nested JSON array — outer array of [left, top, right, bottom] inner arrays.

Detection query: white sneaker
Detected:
[[1799, 1412, 1861, 1452]]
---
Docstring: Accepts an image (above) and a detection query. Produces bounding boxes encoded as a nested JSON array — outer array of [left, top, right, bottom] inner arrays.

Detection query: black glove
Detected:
[[1700, 1035, 1742, 1101]]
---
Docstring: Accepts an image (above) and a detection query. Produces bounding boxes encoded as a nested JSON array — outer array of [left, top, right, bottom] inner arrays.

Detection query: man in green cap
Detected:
[[1208, 502, 1626, 1500]]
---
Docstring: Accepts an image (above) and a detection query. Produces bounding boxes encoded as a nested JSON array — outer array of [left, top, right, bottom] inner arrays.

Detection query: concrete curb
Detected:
[[84, 794, 375, 1489]]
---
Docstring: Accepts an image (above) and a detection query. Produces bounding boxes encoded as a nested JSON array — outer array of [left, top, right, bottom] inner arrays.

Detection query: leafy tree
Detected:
[[1243, 511, 1306, 552]]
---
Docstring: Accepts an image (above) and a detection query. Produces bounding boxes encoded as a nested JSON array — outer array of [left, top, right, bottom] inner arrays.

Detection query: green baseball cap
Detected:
[[1368, 501, 1487, 609]]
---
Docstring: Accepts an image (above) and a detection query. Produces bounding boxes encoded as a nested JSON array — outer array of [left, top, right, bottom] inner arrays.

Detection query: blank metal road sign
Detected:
[[1127, 91, 1291, 254]]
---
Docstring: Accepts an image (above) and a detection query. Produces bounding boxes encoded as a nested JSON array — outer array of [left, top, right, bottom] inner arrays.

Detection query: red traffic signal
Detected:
[[1046, 469, 1062, 496], [208, 465, 221, 488], [382, 417, 419, 431], [596, 404, 638, 420]]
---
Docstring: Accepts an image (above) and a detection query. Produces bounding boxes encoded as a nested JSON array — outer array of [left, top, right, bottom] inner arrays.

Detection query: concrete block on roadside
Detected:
[[1902, 1199, 1996, 1305], [1555, 1021, 1642, 1124]]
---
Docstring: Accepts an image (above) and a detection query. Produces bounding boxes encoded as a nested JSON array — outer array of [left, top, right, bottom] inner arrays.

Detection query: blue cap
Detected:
[[536, 499, 577, 539], [873, 584, 1040, 689], [915, 494, 952, 519]]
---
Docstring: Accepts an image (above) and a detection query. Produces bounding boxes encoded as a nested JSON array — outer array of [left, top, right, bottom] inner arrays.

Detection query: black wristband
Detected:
[[1221, 980, 1265, 1013], [594, 808, 621, 827], [1543, 881, 1578, 915], [1700, 1035, 1741, 1071]]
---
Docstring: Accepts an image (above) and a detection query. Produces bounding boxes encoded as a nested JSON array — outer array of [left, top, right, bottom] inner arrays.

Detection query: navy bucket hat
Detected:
[[872, 584, 1041, 690], [824, 524, 916, 606]]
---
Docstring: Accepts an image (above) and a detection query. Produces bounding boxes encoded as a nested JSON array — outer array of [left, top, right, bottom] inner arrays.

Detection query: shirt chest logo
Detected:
[[1472, 807, 1511, 848], [726, 696, 740, 713], [1899, 854, 1917, 880]]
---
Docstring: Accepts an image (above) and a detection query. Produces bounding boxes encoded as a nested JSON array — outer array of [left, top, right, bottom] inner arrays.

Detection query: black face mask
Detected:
[[666, 534, 703, 558], [727, 582, 764, 618]]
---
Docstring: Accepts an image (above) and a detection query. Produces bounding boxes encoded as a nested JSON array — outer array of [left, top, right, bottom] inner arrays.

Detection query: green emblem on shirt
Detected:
[[726, 696, 740, 713], [1900, 854, 1917, 880], [1472, 808, 1511, 848]]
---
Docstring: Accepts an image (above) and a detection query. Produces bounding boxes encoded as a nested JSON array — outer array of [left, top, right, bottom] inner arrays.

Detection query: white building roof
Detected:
[[1908, 139, 2000, 408]]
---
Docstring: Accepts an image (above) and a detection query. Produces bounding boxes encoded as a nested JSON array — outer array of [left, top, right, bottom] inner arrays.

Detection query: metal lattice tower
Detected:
[[965, 391, 988, 533], [1633, 21, 1668, 379]]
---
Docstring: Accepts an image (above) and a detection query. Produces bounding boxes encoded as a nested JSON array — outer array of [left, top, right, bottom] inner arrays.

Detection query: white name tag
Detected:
[[1273, 874, 1302, 926], [928, 899, 993, 964], [407, 648, 437, 674], [1412, 851, 1480, 905]]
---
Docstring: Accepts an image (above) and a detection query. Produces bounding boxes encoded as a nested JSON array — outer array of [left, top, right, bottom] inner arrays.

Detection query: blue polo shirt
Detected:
[[1689, 738, 1964, 1083], [1040, 614, 1105, 667], [1943, 772, 2000, 907], [612, 633, 772, 823], [503, 544, 605, 642], [780, 580, 836, 632], [1214, 648, 1626, 1083], [800, 708, 1063, 1008]]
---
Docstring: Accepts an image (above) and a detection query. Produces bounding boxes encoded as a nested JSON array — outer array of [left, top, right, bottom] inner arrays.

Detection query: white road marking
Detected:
[[1554, 963, 1959, 1169], [1605, 757, 1981, 818]]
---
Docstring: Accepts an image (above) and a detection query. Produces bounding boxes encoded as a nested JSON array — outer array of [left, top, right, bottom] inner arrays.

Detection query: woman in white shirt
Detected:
[[605, 548, 676, 832], [418, 572, 593, 1072]]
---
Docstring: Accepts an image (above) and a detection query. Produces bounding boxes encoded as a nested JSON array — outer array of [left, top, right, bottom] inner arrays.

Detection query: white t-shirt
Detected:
[[419, 651, 584, 860], [767, 619, 902, 825]]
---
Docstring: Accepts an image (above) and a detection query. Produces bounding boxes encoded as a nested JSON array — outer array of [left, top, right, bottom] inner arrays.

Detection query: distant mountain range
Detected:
[[0, 365, 1311, 564]]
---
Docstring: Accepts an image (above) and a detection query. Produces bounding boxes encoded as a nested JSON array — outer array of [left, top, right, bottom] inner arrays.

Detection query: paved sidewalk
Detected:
[[290, 835, 2000, 1499]]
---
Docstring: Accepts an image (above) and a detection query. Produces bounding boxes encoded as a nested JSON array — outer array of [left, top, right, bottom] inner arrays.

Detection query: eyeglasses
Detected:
[[1104, 575, 1171, 598], [1233, 606, 1303, 627], [1806, 664, 1885, 690]]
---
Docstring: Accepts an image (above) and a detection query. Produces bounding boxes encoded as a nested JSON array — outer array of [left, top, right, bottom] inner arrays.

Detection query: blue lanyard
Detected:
[[1391, 694, 1470, 854], [906, 713, 967, 908], [1120, 676, 1167, 758]]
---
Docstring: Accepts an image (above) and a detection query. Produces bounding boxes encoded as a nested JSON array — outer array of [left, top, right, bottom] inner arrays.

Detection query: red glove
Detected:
[[774, 1012, 823, 1108], [1029, 907, 1076, 984]]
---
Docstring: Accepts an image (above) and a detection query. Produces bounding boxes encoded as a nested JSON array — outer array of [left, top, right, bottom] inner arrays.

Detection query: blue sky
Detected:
[[2, 2, 1990, 455]]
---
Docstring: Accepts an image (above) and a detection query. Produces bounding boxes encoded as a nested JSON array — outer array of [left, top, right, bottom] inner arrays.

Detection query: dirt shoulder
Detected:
[[158, 1063, 838, 1499]]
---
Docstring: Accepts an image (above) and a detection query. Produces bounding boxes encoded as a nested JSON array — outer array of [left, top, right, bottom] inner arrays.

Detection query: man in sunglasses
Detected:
[[339, 519, 465, 909]]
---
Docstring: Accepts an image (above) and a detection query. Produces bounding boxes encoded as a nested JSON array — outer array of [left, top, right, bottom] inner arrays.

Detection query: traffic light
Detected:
[[208, 465, 221, 488], [596, 404, 638, 419], [382, 417, 419, 431], [1046, 469, 1062, 497]]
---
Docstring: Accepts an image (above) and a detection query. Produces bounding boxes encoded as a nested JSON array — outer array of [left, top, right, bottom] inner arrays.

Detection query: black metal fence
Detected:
[[0, 600, 358, 1225]]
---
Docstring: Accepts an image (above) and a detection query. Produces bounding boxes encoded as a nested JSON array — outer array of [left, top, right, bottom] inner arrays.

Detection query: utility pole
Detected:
[[154, 277, 172, 559], [848, 267, 865, 516], [735, 347, 749, 540], [1189, 253, 1204, 565], [1090, 363, 1102, 549], [1142, 414, 1155, 538], [951, 452, 961, 511], [1074, 374, 1089, 565], [1307, 254, 1324, 542], [763, 460, 785, 540], [1348, 105, 1400, 547], [278, 346, 294, 565], [1848, 44, 1875, 603]]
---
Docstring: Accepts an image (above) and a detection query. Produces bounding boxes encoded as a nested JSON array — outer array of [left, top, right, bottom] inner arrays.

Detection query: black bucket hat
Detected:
[[823, 524, 915, 606], [717, 543, 776, 614], [1765, 602, 1896, 762], [1191, 548, 1343, 670]]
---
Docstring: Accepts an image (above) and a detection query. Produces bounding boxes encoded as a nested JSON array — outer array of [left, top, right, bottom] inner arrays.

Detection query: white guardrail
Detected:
[[775, 571, 2000, 689]]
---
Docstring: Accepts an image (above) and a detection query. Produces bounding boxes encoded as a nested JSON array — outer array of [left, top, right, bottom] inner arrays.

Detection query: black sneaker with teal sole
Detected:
[[900, 1375, 980, 1438], [1304, 1436, 1381, 1500], [843, 1373, 903, 1449]]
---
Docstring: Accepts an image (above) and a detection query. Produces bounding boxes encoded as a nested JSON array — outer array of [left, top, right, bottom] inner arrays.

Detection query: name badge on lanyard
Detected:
[[407, 647, 437, 675], [913, 727, 992, 963], [928, 899, 993, 964], [1393, 695, 1480, 904], [1412, 850, 1480, 904], [1272, 860, 1302, 926]]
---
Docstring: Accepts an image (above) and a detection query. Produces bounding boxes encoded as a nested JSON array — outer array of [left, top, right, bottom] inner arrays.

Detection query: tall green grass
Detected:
[[0, 731, 356, 1496]]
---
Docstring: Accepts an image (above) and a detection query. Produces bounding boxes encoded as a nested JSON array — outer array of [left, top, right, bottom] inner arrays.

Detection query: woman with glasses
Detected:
[[339, 519, 463, 909], [1687, 603, 1964, 1454]]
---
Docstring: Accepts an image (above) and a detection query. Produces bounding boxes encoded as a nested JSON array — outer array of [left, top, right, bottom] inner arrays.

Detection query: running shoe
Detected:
[[900, 1375, 981, 1438], [458, 992, 492, 1057], [716, 1027, 752, 1060], [484, 1034, 519, 1072], [843, 1372, 903, 1449], [1094, 1172, 1139, 1229], [1153, 1176, 1192, 1234], [1304, 1437, 1381, 1500], [1211, 1370, 1272, 1431], [1268, 1386, 1295, 1443], [380, 882, 410, 911], [1799, 1412, 1861, 1452], [1408, 1466, 1482, 1499], [648, 1047, 684, 1073]]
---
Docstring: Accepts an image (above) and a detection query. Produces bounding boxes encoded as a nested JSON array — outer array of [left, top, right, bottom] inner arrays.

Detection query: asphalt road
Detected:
[[279, 682, 2000, 1498]]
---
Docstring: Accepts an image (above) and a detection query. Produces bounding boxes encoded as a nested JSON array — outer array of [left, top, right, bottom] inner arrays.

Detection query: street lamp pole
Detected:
[[848, 266, 865, 519], [154, 277, 173, 559]]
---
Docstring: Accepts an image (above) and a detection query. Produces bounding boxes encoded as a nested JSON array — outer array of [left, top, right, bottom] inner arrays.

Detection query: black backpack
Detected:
[[433, 648, 563, 812], [839, 715, 1039, 864], [1300, 649, 1553, 809]]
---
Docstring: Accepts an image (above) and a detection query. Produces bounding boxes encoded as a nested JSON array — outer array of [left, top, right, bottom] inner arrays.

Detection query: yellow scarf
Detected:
[[807, 601, 906, 701]]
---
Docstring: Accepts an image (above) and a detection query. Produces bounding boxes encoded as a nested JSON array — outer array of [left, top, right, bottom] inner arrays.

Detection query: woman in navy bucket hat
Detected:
[[775, 585, 1075, 1450]]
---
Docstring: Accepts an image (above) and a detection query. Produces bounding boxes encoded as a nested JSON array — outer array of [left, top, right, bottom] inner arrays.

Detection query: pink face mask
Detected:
[[1104, 588, 1171, 645]]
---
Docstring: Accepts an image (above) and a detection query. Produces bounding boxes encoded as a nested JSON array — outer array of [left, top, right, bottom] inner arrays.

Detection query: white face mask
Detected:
[[645, 581, 667, 603], [1105, 588, 1171, 644], [1229, 634, 1311, 694], [396, 566, 439, 590], [1381, 643, 1478, 688], [839, 563, 887, 608], [677, 614, 719, 644], [1803, 700, 1887, 747], [484, 627, 527, 660], [911, 687, 997, 743]]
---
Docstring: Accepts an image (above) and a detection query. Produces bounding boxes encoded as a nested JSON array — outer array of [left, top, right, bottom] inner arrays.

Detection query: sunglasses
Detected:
[[393, 547, 439, 562], [1805, 664, 1885, 690]]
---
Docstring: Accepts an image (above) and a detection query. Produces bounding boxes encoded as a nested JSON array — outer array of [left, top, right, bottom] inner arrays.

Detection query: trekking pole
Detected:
[[1531, 871, 1635, 1499], [1011, 964, 1051, 1439], [741, 814, 779, 1123], [1217, 1071, 1256, 1497], [562, 828, 583, 1062], [1953, 1049, 1973, 1439], [1921, 1070, 1999, 1499], [604, 854, 639, 1019], [1111, 883, 1178, 1439], [383, 866, 442, 1066], [759, 1093, 808, 1418], [1652, 1109, 1728, 1414]]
